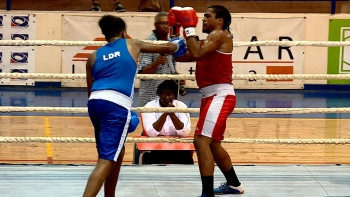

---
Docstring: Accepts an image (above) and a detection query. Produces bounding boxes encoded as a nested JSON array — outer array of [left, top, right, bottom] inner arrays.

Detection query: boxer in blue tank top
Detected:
[[82, 15, 187, 197]]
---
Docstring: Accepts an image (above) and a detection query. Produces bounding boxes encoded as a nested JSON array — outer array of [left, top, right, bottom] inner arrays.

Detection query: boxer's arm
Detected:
[[173, 38, 200, 62], [186, 31, 225, 60], [85, 52, 96, 97], [173, 51, 194, 62], [133, 39, 177, 55]]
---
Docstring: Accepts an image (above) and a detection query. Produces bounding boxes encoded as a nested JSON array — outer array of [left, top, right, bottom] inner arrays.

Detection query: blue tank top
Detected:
[[91, 38, 137, 99]]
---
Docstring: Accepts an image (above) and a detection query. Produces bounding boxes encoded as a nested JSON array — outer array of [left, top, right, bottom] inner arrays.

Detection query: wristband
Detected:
[[184, 27, 197, 38]]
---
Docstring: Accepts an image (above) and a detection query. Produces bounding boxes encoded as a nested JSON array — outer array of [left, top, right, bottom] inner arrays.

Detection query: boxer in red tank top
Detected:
[[174, 5, 244, 197], [195, 40, 233, 89]]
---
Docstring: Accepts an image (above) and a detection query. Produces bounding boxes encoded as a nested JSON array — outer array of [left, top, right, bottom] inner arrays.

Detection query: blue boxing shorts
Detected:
[[87, 99, 130, 161]]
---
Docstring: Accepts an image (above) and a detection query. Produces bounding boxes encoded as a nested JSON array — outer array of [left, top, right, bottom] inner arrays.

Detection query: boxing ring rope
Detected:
[[2, 73, 350, 80], [1, 39, 350, 145], [1, 39, 350, 47], [2, 106, 350, 114], [1, 136, 349, 145]]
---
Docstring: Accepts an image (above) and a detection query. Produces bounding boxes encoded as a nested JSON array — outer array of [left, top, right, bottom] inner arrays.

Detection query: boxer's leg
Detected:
[[83, 100, 129, 197], [194, 96, 216, 197], [208, 94, 244, 195], [104, 145, 125, 197]]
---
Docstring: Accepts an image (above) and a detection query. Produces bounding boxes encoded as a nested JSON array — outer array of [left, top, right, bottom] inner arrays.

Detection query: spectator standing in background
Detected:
[[138, 12, 186, 107]]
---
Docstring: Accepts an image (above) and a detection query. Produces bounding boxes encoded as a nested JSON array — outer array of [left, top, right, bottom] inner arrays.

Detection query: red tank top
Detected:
[[195, 48, 233, 89]]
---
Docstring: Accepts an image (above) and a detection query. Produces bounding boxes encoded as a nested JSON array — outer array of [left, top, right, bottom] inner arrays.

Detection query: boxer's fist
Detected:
[[180, 7, 198, 28], [127, 110, 139, 133], [169, 6, 182, 24], [170, 37, 187, 57], [168, 6, 182, 37], [179, 7, 198, 38]]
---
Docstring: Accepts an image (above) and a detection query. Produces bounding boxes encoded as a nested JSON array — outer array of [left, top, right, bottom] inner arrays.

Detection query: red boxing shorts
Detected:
[[195, 84, 236, 142]]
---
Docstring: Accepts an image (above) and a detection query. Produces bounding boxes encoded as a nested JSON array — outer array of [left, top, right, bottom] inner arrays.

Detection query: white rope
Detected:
[[1, 106, 350, 114], [2, 73, 350, 80], [0, 136, 349, 144], [1, 40, 350, 47]]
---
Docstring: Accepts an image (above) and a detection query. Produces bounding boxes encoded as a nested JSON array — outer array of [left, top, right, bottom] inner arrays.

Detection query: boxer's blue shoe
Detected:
[[214, 182, 244, 195]]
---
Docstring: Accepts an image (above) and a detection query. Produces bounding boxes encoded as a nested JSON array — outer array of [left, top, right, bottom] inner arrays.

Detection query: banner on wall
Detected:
[[0, 14, 36, 86], [61, 15, 305, 89], [327, 19, 350, 84]]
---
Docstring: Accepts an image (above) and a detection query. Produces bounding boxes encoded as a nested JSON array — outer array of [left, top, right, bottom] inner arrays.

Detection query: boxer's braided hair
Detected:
[[208, 5, 232, 33]]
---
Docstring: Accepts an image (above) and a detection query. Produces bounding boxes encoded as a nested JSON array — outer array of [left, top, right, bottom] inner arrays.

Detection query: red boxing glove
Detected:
[[168, 6, 182, 37], [180, 7, 198, 38]]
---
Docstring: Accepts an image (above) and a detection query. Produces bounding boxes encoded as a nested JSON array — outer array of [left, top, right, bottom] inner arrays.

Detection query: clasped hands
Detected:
[[164, 102, 176, 116]]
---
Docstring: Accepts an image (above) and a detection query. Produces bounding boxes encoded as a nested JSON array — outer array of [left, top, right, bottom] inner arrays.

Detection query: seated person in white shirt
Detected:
[[141, 80, 191, 137], [140, 80, 193, 164]]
